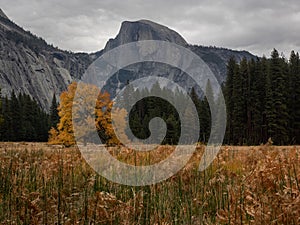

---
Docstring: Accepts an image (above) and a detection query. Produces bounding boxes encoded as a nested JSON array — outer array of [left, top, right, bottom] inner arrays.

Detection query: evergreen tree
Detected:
[[269, 49, 289, 144], [165, 114, 180, 145], [224, 57, 237, 144], [2, 97, 14, 140], [128, 83, 182, 145], [232, 59, 247, 144], [212, 86, 226, 144], [201, 80, 214, 143], [21, 94, 37, 141], [249, 58, 266, 144], [288, 51, 300, 143], [189, 87, 202, 142], [10, 91, 21, 141], [49, 93, 59, 129], [260, 57, 270, 143], [221, 50, 297, 145], [265, 66, 276, 142], [0, 91, 49, 142]]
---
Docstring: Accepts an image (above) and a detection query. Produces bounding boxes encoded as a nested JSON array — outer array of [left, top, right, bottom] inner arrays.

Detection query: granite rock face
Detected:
[[0, 10, 255, 111], [104, 20, 188, 51], [99, 20, 255, 97], [0, 9, 8, 19], [0, 10, 92, 111]]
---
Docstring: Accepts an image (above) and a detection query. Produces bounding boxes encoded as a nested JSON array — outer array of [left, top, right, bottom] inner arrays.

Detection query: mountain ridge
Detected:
[[0, 10, 92, 110], [99, 20, 255, 95], [103, 19, 188, 52], [0, 9, 256, 110], [0, 8, 8, 19]]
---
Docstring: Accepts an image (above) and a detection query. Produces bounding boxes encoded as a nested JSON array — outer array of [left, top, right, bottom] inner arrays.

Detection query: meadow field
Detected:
[[0, 142, 299, 224]]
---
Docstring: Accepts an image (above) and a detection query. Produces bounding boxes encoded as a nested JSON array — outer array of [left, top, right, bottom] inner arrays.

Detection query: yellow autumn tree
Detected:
[[49, 82, 77, 146], [94, 93, 129, 146], [48, 82, 127, 146], [111, 108, 129, 145]]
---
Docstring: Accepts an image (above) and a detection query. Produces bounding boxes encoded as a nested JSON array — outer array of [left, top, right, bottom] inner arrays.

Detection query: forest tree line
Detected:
[[223, 49, 300, 145], [0, 49, 299, 145], [124, 48, 300, 146], [0, 91, 58, 142]]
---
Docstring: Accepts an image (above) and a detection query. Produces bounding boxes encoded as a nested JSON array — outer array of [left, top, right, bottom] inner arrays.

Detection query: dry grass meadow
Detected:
[[0, 142, 299, 224]]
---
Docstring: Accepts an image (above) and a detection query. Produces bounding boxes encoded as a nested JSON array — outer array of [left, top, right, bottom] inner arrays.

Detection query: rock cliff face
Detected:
[[189, 45, 254, 83], [104, 20, 188, 51], [99, 20, 255, 97], [0, 10, 92, 110], [0, 10, 255, 111], [0, 9, 8, 19]]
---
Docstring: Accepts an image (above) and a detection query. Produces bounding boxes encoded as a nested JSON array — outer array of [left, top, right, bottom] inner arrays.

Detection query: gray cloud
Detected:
[[1, 0, 299, 56]]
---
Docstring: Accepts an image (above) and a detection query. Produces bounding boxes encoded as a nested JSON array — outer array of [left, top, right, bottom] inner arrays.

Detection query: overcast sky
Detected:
[[1, 0, 300, 56]]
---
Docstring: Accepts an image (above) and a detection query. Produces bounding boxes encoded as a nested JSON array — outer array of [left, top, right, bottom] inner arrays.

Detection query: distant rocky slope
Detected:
[[98, 20, 255, 97], [104, 20, 188, 51], [0, 9, 255, 111], [0, 9, 92, 110], [0, 9, 8, 19]]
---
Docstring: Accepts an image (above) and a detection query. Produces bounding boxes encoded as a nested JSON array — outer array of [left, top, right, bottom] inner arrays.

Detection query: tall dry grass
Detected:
[[0, 143, 299, 224]]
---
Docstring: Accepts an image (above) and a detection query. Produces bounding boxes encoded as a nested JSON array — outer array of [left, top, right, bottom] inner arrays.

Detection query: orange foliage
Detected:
[[48, 82, 127, 146], [48, 82, 77, 146]]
